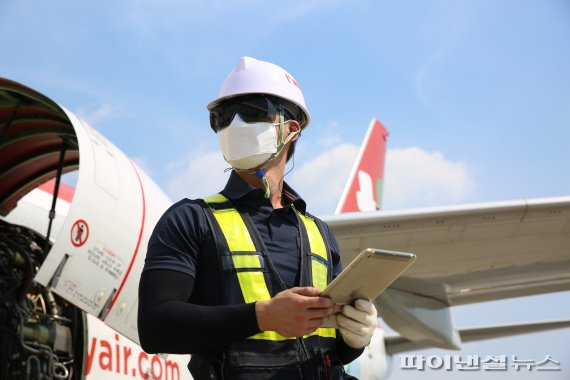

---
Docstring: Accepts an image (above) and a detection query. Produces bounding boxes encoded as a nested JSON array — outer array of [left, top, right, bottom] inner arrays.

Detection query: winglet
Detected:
[[335, 118, 389, 214]]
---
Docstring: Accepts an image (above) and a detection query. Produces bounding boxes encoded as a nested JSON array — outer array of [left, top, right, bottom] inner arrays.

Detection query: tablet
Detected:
[[321, 248, 416, 305]]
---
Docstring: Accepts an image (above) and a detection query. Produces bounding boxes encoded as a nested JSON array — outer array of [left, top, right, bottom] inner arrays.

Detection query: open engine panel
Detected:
[[0, 78, 82, 379]]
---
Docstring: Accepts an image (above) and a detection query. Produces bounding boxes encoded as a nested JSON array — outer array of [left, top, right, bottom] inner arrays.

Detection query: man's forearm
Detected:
[[138, 270, 259, 354]]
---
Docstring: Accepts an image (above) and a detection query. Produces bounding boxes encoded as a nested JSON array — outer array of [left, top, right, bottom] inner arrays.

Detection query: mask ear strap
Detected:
[[276, 110, 285, 145], [282, 130, 299, 145], [274, 110, 299, 156]]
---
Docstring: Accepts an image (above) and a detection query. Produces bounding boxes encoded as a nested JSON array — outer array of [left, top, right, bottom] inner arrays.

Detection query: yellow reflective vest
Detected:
[[193, 193, 339, 379]]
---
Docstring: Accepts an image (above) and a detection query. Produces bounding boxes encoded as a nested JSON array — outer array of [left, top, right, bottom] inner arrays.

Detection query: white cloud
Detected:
[[164, 144, 474, 214], [289, 143, 359, 216], [164, 142, 357, 212], [315, 120, 342, 147], [167, 149, 231, 201], [290, 144, 474, 215], [383, 147, 474, 209]]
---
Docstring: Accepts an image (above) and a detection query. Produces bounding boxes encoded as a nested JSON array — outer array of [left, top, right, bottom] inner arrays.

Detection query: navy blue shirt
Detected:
[[143, 170, 343, 306], [139, 171, 364, 370]]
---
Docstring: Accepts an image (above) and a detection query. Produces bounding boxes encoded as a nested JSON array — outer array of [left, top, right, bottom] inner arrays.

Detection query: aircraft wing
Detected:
[[385, 319, 570, 355], [325, 196, 570, 306]]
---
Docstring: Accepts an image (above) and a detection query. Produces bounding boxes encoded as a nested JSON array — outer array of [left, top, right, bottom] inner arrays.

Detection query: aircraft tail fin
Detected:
[[335, 118, 389, 214]]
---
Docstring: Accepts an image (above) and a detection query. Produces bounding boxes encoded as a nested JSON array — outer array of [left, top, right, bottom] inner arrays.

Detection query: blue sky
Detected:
[[1, 1, 569, 379]]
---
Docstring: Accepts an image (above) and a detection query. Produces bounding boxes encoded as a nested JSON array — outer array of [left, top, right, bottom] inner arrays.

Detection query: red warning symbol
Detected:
[[71, 219, 89, 247]]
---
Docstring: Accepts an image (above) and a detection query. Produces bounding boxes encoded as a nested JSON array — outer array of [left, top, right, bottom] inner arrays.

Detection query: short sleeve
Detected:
[[143, 199, 209, 278]]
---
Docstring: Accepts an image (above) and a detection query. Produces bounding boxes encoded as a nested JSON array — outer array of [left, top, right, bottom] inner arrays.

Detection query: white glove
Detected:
[[337, 299, 377, 348]]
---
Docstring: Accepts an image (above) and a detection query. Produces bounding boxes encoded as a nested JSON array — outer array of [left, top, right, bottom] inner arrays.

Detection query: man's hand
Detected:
[[337, 299, 377, 348], [255, 287, 338, 337]]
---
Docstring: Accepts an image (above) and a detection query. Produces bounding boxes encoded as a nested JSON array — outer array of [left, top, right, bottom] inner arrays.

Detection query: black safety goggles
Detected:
[[209, 96, 296, 133]]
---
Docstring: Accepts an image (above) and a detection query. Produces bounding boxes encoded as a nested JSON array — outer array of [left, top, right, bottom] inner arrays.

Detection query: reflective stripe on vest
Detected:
[[204, 193, 336, 341], [297, 212, 328, 292]]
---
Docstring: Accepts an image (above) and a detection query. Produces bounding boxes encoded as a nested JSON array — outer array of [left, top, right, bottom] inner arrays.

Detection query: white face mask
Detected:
[[217, 115, 278, 170]]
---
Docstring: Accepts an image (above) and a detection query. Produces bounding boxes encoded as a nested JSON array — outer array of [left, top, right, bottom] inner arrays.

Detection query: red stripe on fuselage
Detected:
[[107, 160, 146, 313]]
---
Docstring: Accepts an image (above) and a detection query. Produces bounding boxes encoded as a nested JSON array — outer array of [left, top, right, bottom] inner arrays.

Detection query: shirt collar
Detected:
[[221, 170, 307, 214]]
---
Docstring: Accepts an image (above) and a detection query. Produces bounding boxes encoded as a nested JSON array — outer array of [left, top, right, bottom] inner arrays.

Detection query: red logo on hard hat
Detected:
[[284, 73, 300, 90]]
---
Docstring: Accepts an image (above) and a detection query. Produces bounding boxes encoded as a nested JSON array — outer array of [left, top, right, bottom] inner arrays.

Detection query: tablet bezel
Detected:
[[321, 248, 416, 305]]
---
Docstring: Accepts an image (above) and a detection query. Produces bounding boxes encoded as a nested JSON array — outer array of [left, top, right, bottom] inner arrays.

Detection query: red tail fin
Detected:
[[335, 119, 389, 214]]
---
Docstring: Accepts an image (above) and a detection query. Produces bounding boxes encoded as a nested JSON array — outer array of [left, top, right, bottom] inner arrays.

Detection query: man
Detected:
[[138, 57, 377, 380]]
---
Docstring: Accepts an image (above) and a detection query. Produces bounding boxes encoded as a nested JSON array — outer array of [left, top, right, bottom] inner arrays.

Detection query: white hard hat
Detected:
[[207, 57, 311, 128]]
